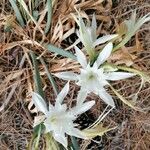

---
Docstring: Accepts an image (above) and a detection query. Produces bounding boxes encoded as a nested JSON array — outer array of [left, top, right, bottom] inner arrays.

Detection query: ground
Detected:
[[0, 0, 150, 149]]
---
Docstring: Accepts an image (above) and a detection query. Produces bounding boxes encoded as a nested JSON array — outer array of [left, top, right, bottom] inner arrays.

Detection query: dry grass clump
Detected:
[[0, 0, 150, 149]]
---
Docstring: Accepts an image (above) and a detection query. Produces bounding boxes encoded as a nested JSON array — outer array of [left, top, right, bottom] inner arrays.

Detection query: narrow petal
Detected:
[[53, 131, 67, 148], [75, 46, 87, 68], [49, 102, 54, 111], [93, 34, 118, 47], [72, 101, 95, 116], [56, 82, 69, 104], [66, 128, 86, 139], [106, 72, 135, 81], [91, 14, 97, 41], [96, 42, 113, 66], [92, 14, 97, 31], [32, 92, 48, 114], [98, 88, 115, 107], [93, 61, 98, 70], [54, 72, 78, 81], [44, 122, 53, 133], [55, 103, 67, 112], [77, 90, 88, 105]]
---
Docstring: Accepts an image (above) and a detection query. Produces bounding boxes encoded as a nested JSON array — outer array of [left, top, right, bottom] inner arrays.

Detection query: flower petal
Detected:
[[56, 82, 69, 104], [96, 42, 113, 66], [93, 34, 118, 47], [72, 101, 95, 116], [92, 14, 97, 32], [66, 128, 86, 139], [91, 14, 97, 41], [49, 102, 54, 111], [75, 46, 87, 68], [98, 88, 115, 107], [54, 72, 78, 81], [32, 92, 48, 114], [44, 122, 53, 133], [53, 130, 67, 148], [106, 72, 135, 81], [77, 90, 88, 105]]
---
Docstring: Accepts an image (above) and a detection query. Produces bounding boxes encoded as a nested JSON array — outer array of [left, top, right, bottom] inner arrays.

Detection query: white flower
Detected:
[[72, 13, 118, 56], [32, 82, 95, 148], [54, 43, 135, 107]]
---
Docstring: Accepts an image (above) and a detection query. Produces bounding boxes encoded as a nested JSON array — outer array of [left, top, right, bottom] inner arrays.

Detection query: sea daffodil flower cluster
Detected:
[[72, 13, 118, 59], [55, 42, 135, 107], [32, 82, 95, 148], [31, 13, 142, 149]]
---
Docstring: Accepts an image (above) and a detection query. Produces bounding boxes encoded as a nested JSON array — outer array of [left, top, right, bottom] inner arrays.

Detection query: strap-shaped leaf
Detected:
[[82, 124, 116, 139], [30, 52, 45, 99], [45, 0, 52, 34], [40, 57, 58, 96], [46, 44, 77, 60], [9, 0, 25, 27]]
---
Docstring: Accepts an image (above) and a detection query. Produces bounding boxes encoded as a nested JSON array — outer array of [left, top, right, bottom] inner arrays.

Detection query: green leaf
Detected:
[[46, 44, 77, 60], [82, 124, 115, 139], [45, 133, 60, 150], [45, 0, 52, 34], [30, 52, 45, 99], [29, 52, 46, 149], [70, 136, 80, 150], [9, 0, 25, 27], [33, 0, 41, 9], [4, 25, 12, 32], [40, 57, 58, 96], [34, 124, 42, 148], [27, 124, 45, 150], [33, 10, 39, 21]]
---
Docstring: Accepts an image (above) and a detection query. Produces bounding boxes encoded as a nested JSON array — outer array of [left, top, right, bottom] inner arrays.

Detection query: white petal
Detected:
[[55, 103, 67, 112], [96, 42, 113, 66], [98, 88, 115, 107], [56, 82, 69, 104], [93, 61, 98, 70], [77, 90, 88, 105], [32, 92, 48, 114], [106, 72, 135, 81], [92, 14, 97, 32], [72, 101, 95, 115], [54, 72, 78, 81], [49, 102, 54, 111], [75, 46, 87, 68], [33, 115, 46, 127], [93, 34, 118, 47], [77, 31, 85, 45], [91, 14, 97, 41], [44, 122, 53, 133], [78, 15, 86, 32], [66, 128, 85, 139], [53, 131, 67, 148]]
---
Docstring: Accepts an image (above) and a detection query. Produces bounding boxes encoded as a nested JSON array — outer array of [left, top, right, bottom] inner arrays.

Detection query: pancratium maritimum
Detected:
[[55, 43, 135, 107], [32, 82, 95, 148]]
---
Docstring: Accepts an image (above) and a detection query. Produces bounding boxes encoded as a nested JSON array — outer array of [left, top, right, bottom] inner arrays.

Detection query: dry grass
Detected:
[[0, 0, 150, 149]]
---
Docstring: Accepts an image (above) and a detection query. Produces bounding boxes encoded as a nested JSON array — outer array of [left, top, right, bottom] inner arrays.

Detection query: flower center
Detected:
[[49, 115, 58, 124], [87, 72, 96, 80]]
